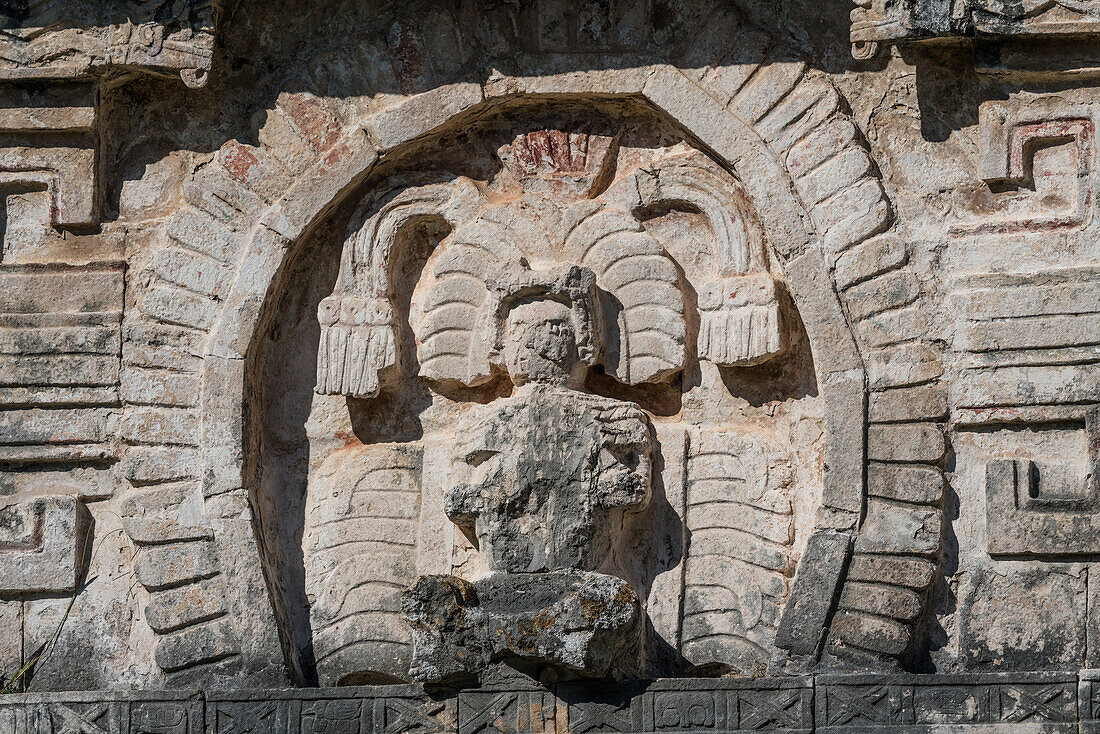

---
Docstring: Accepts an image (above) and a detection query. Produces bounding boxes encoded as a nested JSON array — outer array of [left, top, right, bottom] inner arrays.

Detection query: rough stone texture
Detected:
[[0, 0, 1096, 725], [402, 571, 642, 683]]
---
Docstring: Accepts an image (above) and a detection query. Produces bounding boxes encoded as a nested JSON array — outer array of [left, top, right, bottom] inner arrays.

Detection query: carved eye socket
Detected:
[[464, 449, 498, 467]]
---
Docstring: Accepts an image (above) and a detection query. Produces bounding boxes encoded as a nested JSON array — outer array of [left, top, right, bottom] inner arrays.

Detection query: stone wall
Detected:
[[0, 0, 1097, 720]]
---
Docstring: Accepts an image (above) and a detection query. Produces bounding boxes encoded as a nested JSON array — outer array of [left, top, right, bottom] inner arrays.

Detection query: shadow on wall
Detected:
[[98, 0, 868, 220]]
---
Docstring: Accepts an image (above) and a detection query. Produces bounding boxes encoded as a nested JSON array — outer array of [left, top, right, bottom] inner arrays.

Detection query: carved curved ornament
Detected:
[[319, 146, 709, 396], [411, 198, 687, 387], [604, 148, 784, 367], [0, 0, 217, 86], [316, 178, 486, 397]]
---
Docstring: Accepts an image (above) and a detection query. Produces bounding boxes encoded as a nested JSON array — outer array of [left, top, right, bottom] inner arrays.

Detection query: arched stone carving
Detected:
[[602, 148, 784, 367], [115, 37, 942, 683]]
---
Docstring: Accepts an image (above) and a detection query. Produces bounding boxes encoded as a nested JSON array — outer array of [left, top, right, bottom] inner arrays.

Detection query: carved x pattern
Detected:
[[215, 702, 278, 734], [568, 698, 633, 734], [460, 693, 519, 734], [739, 690, 802, 730], [1001, 685, 1068, 723], [384, 698, 446, 734], [825, 686, 902, 726], [52, 704, 111, 734]]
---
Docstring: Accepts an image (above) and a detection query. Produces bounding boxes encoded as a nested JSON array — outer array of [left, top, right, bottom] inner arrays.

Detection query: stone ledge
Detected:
[[1, 672, 1096, 733]]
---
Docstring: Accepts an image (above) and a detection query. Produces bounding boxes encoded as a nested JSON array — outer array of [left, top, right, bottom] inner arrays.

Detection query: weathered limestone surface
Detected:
[[0, 0, 1097, 730]]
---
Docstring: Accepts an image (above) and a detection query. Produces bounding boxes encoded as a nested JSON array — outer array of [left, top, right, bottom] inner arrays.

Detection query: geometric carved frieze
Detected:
[[0, 261, 124, 465], [0, 495, 88, 595], [817, 672, 1078, 733], [985, 410, 1100, 555], [0, 690, 203, 734], [0, 82, 97, 240], [954, 98, 1096, 235], [0, 675, 1091, 733]]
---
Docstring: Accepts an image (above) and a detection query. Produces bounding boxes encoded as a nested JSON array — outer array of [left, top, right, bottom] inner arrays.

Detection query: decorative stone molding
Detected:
[[0, 672, 1093, 733], [0, 0, 217, 88], [0, 262, 124, 464], [0, 495, 89, 594], [952, 96, 1096, 235], [985, 409, 1100, 555], [851, 0, 1100, 58]]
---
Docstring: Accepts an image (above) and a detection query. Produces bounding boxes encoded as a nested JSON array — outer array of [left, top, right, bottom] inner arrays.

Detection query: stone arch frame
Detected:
[[125, 58, 945, 683]]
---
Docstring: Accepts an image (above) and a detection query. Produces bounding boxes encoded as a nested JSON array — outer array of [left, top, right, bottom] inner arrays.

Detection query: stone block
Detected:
[[367, 83, 485, 151], [155, 617, 240, 673], [797, 147, 874, 207], [855, 305, 931, 348], [828, 611, 911, 657], [0, 496, 87, 594], [869, 385, 949, 423], [146, 577, 229, 634], [867, 342, 945, 390], [958, 567, 1086, 671], [133, 540, 220, 590], [846, 555, 937, 590], [856, 500, 942, 556], [868, 463, 945, 505], [834, 234, 909, 291], [775, 530, 852, 657], [121, 447, 201, 485], [867, 423, 946, 464], [839, 581, 923, 622], [843, 271, 921, 322], [119, 407, 199, 447], [0, 601, 22, 692]]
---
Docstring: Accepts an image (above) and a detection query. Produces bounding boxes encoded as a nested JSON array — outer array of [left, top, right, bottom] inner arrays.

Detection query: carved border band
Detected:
[[2, 674, 1093, 734]]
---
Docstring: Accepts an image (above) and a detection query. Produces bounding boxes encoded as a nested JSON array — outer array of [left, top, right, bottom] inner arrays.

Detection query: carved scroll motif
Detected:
[[305, 445, 424, 684], [681, 429, 794, 673], [958, 98, 1095, 234], [604, 148, 785, 368], [316, 178, 486, 397]]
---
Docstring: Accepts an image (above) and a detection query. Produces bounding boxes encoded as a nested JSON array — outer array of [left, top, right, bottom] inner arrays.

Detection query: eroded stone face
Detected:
[[448, 385, 652, 575]]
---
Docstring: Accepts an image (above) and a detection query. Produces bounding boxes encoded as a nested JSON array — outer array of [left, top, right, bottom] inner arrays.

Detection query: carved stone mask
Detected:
[[502, 299, 581, 387]]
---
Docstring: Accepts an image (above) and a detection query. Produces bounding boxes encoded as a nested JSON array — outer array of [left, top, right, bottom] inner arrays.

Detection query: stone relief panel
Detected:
[[850, 0, 1100, 55], [931, 83, 1100, 674], [0, 0, 994, 693], [291, 110, 829, 687]]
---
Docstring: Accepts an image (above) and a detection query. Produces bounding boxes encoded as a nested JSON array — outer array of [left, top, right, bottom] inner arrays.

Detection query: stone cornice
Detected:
[[851, 0, 1100, 59], [0, 672, 1094, 732], [0, 0, 218, 88]]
